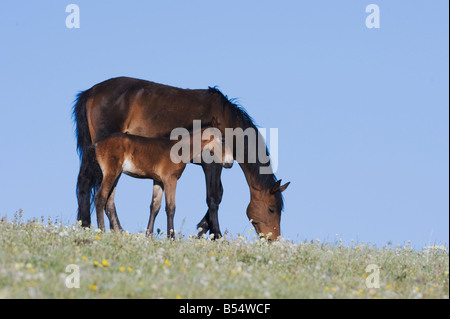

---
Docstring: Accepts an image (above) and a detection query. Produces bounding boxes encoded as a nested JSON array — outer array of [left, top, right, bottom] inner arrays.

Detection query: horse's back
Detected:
[[86, 77, 221, 142]]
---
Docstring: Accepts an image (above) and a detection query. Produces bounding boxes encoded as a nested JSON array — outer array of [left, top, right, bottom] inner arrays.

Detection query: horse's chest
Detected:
[[122, 157, 137, 175], [122, 156, 160, 181]]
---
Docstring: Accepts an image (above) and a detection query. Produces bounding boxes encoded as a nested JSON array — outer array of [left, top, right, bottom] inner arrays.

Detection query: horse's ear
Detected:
[[270, 180, 282, 194], [279, 181, 290, 192], [270, 180, 290, 193]]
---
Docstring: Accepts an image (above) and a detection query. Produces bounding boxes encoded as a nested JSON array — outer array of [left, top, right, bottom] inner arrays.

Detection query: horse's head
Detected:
[[247, 179, 290, 240], [201, 117, 234, 168]]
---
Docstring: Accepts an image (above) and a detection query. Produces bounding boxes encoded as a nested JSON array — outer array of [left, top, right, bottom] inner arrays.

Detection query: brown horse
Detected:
[[94, 118, 232, 237], [74, 77, 290, 239]]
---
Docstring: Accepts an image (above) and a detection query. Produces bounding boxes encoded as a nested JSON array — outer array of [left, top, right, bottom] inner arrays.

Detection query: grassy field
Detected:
[[0, 213, 448, 299]]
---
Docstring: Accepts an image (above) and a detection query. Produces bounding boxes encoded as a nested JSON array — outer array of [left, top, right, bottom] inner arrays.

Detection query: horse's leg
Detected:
[[94, 173, 118, 231], [197, 163, 223, 239], [163, 178, 177, 239], [105, 179, 123, 232], [94, 185, 107, 232], [146, 180, 164, 236], [76, 151, 95, 227]]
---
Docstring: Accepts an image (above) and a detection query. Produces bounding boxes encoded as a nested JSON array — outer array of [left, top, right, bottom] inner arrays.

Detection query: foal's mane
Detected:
[[208, 87, 284, 212]]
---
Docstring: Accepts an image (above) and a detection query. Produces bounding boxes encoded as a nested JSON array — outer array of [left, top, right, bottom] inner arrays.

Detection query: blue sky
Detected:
[[0, 1, 448, 248]]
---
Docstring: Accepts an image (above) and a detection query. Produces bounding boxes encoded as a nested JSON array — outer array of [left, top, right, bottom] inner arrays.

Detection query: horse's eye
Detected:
[[269, 208, 274, 213]]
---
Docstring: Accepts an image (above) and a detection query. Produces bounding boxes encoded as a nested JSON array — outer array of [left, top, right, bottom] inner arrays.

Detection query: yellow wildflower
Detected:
[[102, 260, 110, 267], [164, 259, 171, 267], [324, 286, 329, 291], [119, 267, 125, 272]]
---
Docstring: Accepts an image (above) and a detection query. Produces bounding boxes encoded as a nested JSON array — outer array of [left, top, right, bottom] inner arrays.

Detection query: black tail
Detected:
[[74, 90, 91, 159], [73, 89, 102, 226]]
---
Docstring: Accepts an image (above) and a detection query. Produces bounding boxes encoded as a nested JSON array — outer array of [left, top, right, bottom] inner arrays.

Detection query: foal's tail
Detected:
[[73, 89, 102, 225]]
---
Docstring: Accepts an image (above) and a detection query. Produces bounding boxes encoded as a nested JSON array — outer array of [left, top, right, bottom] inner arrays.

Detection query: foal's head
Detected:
[[200, 117, 234, 168]]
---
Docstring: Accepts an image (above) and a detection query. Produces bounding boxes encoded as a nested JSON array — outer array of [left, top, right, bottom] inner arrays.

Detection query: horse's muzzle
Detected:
[[223, 161, 233, 169]]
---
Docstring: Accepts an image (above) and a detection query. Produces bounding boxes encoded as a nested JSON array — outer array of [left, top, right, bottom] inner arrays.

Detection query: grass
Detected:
[[0, 213, 448, 299]]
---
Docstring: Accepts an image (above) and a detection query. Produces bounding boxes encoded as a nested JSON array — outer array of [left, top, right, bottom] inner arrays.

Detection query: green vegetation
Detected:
[[0, 213, 448, 299]]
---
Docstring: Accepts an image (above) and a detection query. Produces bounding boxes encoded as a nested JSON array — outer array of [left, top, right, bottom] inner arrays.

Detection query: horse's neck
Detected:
[[238, 162, 258, 190], [238, 162, 273, 197]]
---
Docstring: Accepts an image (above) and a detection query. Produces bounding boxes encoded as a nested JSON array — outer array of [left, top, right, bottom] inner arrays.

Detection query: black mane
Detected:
[[208, 86, 284, 212]]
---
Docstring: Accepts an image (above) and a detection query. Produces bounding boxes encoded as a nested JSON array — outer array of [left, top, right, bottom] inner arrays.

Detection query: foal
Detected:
[[94, 117, 232, 237]]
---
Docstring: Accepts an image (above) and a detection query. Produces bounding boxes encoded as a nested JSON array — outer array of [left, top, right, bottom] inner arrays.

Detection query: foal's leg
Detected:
[[95, 185, 107, 231], [197, 162, 224, 239], [105, 183, 123, 232], [163, 178, 177, 239], [146, 180, 164, 237], [95, 173, 119, 231]]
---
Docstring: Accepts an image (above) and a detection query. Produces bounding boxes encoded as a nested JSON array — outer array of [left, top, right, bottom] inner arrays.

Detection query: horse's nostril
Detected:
[[223, 162, 233, 168]]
